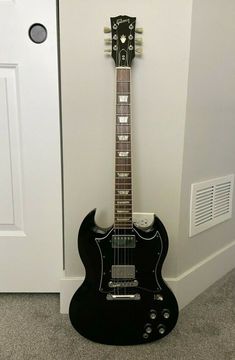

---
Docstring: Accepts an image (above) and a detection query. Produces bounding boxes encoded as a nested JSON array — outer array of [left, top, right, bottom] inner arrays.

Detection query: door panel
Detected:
[[0, 0, 63, 291]]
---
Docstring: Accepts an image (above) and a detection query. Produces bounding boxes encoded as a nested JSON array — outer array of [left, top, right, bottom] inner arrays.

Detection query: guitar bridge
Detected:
[[108, 280, 138, 288], [106, 294, 141, 301]]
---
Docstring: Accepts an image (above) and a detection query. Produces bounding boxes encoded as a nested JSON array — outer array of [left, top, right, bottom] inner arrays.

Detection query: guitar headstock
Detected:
[[104, 15, 143, 67]]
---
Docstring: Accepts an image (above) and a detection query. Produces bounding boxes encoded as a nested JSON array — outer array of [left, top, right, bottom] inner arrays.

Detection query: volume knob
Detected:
[[162, 309, 170, 319], [157, 324, 166, 335]]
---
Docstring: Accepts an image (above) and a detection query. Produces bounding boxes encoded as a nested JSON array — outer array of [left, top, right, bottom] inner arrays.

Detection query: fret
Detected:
[[116, 125, 130, 134], [116, 144, 130, 151], [116, 106, 130, 112], [116, 83, 130, 93]]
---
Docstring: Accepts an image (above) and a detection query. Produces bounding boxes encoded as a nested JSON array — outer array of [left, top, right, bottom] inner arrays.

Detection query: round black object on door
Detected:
[[29, 23, 47, 44]]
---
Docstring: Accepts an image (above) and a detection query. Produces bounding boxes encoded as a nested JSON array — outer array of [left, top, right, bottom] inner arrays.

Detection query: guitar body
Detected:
[[69, 209, 179, 345]]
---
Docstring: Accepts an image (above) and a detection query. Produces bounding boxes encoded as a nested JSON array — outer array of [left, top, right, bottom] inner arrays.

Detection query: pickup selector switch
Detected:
[[149, 309, 157, 320]]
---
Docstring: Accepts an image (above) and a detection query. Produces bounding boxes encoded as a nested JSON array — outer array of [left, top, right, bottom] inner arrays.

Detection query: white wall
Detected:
[[178, 0, 235, 275], [60, 0, 193, 279], [59, 0, 235, 313]]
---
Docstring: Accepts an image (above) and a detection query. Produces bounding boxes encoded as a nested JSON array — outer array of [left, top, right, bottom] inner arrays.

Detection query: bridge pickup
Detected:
[[106, 294, 141, 301], [108, 280, 138, 288], [111, 265, 135, 279]]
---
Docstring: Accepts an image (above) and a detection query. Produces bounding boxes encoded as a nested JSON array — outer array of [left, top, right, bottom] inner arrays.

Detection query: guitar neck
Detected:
[[114, 67, 132, 229]]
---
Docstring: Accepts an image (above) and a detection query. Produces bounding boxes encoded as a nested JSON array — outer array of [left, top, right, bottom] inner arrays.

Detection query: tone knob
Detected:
[[157, 324, 166, 335], [149, 310, 157, 320], [162, 309, 170, 319], [145, 324, 152, 334]]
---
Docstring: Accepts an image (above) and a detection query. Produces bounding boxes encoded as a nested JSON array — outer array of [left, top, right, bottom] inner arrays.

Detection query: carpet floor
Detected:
[[0, 269, 234, 360]]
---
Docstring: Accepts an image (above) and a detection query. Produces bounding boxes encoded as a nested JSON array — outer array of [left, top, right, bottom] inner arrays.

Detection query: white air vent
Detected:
[[189, 174, 234, 237]]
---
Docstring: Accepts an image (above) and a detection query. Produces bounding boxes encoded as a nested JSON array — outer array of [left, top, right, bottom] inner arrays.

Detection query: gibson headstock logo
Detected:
[[117, 18, 130, 25]]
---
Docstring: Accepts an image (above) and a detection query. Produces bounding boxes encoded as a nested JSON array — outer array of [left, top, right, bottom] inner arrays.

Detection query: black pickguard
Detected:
[[69, 209, 179, 345]]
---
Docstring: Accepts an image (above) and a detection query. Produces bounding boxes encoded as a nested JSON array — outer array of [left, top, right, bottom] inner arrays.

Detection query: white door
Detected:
[[0, 0, 63, 291]]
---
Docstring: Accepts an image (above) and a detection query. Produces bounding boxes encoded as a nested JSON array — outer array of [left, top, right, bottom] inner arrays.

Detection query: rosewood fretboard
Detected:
[[114, 67, 132, 229]]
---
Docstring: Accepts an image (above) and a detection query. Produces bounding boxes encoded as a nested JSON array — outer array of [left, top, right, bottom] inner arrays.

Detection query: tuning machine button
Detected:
[[135, 48, 143, 55], [104, 49, 112, 55], [135, 27, 143, 34], [104, 39, 112, 45], [104, 26, 111, 33], [135, 38, 143, 46], [157, 324, 166, 335], [149, 309, 157, 320]]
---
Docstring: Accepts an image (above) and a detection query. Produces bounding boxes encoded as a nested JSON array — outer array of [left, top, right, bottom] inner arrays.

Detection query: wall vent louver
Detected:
[[189, 175, 234, 237]]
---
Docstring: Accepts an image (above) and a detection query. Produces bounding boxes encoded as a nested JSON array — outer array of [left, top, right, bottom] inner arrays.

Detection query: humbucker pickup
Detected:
[[111, 265, 135, 279], [108, 280, 138, 288], [112, 235, 136, 248]]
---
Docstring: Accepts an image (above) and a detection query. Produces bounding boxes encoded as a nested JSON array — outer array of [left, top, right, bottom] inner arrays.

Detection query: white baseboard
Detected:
[[60, 240, 235, 314]]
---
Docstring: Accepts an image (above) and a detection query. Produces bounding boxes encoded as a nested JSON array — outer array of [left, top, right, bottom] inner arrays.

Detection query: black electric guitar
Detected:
[[69, 15, 179, 345]]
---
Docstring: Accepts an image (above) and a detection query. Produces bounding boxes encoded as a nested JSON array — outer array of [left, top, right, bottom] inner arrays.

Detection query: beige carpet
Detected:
[[0, 269, 234, 360]]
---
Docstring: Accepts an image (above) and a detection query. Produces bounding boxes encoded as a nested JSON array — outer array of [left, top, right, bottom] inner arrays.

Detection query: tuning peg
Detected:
[[104, 38, 112, 45], [104, 49, 112, 55], [135, 38, 143, 46], [135, 47, 143, 55], [135, 27, 143, 34], [104, 26, 111, 33]]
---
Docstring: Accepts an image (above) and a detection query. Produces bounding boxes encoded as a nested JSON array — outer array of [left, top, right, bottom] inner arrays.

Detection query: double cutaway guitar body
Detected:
[[69, 15, 179, 345], [69, 209, 178, 345]]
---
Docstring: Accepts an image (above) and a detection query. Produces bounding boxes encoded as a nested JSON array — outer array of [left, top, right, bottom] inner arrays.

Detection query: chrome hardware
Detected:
[[113, 34, 118, 40], [104, 39, 112, 45], [143, 333, 149, 339], [111, 265, 135, 279], [128, 34, 133, 40], [135, 48, 143, 55], [129, 24, 134, 30], [113, 24, 118, 30], [104, 49, 112, 55], [106, 293, 141, 301], [128, 45, 133, 51], [135, 38, 143, 45], [135, 27, 143, 34], [113, 45, 118, 51], [108, 280, 138, 288], [154, 293, 163, 301], [104, 26, 111, 33]]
